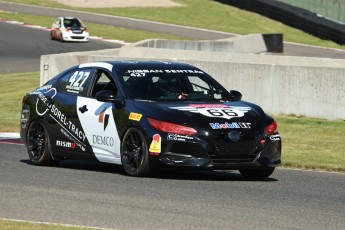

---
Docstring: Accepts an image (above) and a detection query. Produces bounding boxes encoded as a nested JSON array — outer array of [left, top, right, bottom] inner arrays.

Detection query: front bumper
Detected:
[[156, 132, 281, 169], [62, 32, 89, 42]]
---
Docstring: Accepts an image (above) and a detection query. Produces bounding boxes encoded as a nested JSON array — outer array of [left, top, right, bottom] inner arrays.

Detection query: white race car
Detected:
[[50, 17, 89, 42]]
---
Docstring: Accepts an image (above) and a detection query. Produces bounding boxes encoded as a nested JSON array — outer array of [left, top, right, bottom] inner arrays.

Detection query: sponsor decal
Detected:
[[95, 104, 112, 131], [164, 69, 204, 74], [35, 89, 86, 147], [50, 104, 86, 141], [129, 112, 142, 121], [60, 128, 85, 151], [35, 88, 57, 116], [170, 104, 251, 120], [125, 69, 204, 76], [167, 133, 194, 142], [56, 140, 76, 149], [209, 122, 252, 129], [269, 134, 281, 142], [149, 134, 161, 155], [77, 97, 121, 164], [92, 135, 114, 146]]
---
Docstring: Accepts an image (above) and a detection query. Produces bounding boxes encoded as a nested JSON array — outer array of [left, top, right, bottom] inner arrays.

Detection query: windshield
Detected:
[[64, 18, 83, 28], [120, 70, 231, 101]]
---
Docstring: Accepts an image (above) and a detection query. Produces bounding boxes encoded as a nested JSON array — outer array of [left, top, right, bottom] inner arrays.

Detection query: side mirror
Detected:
[[229, 90, 242, 101], [95, 90, 124, 106]]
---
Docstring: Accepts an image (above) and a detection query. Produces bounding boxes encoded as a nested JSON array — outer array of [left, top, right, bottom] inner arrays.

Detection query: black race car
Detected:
[[20, 61, 281, 179]]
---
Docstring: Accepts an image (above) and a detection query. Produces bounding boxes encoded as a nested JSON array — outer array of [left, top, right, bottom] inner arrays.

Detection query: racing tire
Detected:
[[121, 127, 150, 177], [50, 32, 54, 40], [60, 34, 64, 42], [239, 167, 275, 179], [26, 121, 58, 166]]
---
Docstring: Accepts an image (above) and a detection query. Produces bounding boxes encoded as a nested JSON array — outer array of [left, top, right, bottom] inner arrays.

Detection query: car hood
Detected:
[[133, 100, 272, 131]]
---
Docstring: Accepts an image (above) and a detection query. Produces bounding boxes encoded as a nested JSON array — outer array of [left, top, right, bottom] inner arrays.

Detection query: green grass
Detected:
[[1, 72, 344, 171], [1, 0, 345, 49], [0, 72, 39, 132], [0, 219, 94, 230], [276, 115, 345, 172]]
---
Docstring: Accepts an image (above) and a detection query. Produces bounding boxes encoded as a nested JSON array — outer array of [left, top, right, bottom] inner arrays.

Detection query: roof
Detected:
[[79, 60, 198, 72]]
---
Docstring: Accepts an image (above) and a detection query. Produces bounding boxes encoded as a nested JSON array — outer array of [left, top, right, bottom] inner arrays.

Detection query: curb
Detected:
[[0, 132, 22, 145]]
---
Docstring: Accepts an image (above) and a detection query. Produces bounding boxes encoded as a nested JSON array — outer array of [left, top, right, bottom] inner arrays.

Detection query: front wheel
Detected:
[[60, 33, 64, 42], [239, 167, 275, 179], [121, 127, 150, 177], [26, 121, 58, 166]]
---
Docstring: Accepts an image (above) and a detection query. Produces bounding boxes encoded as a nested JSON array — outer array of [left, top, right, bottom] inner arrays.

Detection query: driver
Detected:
[[162, 81, 188, 99]]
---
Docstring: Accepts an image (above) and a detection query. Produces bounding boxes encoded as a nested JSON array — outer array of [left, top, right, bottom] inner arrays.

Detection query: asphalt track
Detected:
[[0, 2, 345, 229], [0, 22, 121, 74], [1, 141, 344, 230]]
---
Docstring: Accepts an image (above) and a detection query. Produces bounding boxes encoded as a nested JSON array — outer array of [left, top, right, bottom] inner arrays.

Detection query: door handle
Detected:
[[79, 105, 88, 113]]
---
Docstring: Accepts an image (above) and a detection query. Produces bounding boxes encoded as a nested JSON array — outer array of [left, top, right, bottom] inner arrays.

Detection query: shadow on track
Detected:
[[20, 159, 278, 182]]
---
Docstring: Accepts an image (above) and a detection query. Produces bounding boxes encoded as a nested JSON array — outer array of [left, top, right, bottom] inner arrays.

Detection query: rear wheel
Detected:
[[239, 167, 275, 179], [121, 127, 150, 177], [26, 121, 58, 166]]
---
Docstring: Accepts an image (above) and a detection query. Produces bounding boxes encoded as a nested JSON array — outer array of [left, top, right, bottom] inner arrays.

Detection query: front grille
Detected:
[[71, 36, 85, 39], [207, 130, 261, 163]]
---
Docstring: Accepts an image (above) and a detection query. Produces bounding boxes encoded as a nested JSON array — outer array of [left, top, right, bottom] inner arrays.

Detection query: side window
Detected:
[[59, 69, 92, 96], [91, 70, 117, 97], [188, 76, 211, 93], [188, 76, 222, 99]]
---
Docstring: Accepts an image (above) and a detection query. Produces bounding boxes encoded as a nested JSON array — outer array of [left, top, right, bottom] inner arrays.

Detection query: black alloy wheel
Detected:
[[26, 121, 57, 166], [121, 127, 150, 177]]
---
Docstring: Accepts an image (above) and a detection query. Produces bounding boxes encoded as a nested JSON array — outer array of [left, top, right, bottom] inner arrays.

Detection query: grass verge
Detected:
[[0, 219, 96, 230], [0, 72, 344, 171], [1, 0, 345, 49], [276, 115, 345, 172], [0, 72, 39, 132]]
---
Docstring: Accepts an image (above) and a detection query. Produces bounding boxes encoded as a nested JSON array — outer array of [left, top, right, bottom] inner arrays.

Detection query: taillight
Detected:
[[147, 118, 197, 136], [265, 121, 278, 135]]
